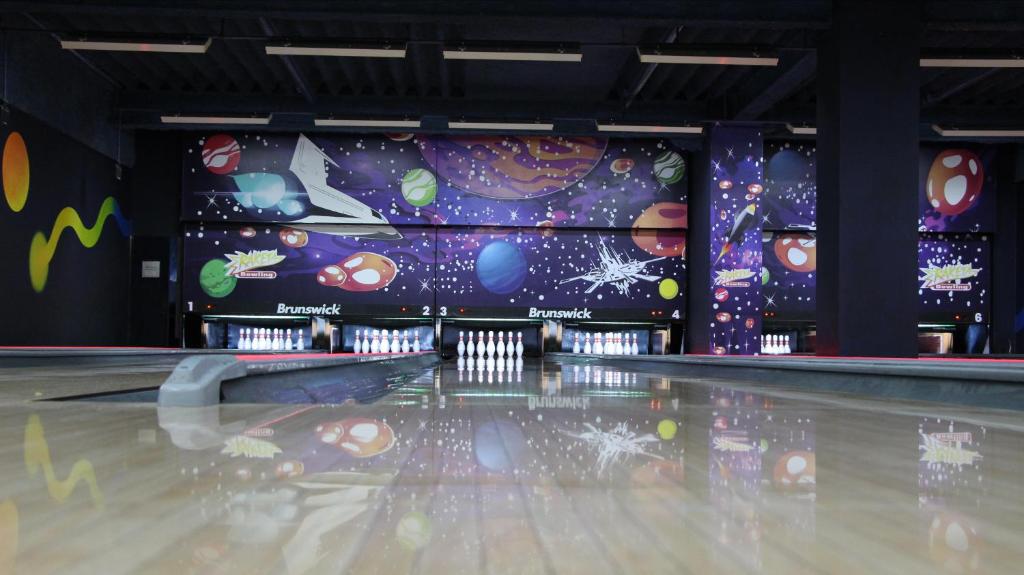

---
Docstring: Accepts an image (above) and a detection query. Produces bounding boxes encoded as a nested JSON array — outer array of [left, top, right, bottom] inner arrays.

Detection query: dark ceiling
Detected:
[[2, 0, 1024, 134]]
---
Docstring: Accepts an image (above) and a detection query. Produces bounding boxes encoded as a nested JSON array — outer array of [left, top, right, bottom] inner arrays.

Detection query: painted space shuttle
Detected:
[[289, 134, 402, 240]]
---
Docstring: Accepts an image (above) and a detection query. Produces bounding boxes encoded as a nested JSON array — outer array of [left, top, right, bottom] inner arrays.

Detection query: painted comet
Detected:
[[559, 237, 665, 296]]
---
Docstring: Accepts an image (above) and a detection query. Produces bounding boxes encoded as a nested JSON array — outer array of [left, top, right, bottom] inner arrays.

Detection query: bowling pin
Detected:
[[401, 331, 410, 353], [631, 333, 639, 355], [516, 331, 525, 358], [285, 328, 293, 351], [783, 335, 791, 354], [616, 333, 624, 355], [380, 329, 390, 353], [370, 330, 380, 353], [466, 331, 475, 358], [352, 329, 362, 354], [392, 331, 400, 354], [572, 332, 580, 354], [274, 329, 282, 351], [296, 330, 304, 351], [236, 329, 245, 350], [457, 331, 466, 358], [252, 329, 259, 350], [583, 333, 592, 354], [496, 331, 506, 359], [486, 331, 496, 358], [361, 330, 370, 353], [413, 331, 421, 352], [477, 331, 485, 359], [594, 333, 604, 354]]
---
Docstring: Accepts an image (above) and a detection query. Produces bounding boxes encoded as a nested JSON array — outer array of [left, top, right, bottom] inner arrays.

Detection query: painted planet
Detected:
[[719, 180, 733, 190], [278, 199, 304, 216], [714, 287, 729, 302], [401, 168, 437, 207], [653, 150, 685, 185], [240, 226, 257, 238], [474, 420, 528, 472], [657, 419, 678, 440], [773, 233, 817, 273], [201, 134, 241, 175], [610, 157, 635, 174], [761, 267, 770, 285], [278, 228, 308, 248], [927, 149, 984, 216], [418, 135, 606, 199], [658, 278, 679, 300], [396, 511, 432, 551], [747, 183, 763, 195], [386, 133, 415, 142], [476, 240, 527, 294], [632, 202, 687, 257], [2, 131, 29, 212], [199, 259, 237, 298]]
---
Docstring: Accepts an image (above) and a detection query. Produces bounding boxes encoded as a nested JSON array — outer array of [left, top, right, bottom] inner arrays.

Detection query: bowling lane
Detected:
[[1, 357, 1022, 574]]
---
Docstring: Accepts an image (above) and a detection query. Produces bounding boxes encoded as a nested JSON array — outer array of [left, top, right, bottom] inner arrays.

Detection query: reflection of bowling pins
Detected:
[[516, 332, 525, 358], [477, 331, 485, 359], [477, 355, 485, 374], [572, 332, 580, 354], [631, 333, 639, 355], [467, 357, 475, 372], [380, 329, 390, 353], [392, 331, 400, 354], [486, 331, 496, 358], [457, 356, 465, 371], [594, 333, 604, 354], [583, 333, 592, 354], [486, 356, 495, 373], [506, 356, 514, 373], [515, 357, 523, 377], [457, 331, 466, 357], [353, 329, 362, 354], [370, 330, 380, 353], [496, 331, 506, 359], [401, 331, 410, 353], [584, 365, 591, 384]]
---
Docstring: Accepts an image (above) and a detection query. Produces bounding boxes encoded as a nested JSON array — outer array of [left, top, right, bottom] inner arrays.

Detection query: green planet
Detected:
[[653, 150, 686, 185], [401, 168, 437, 207], [199, 259, 237, 298], [396, 510, 432, 550]]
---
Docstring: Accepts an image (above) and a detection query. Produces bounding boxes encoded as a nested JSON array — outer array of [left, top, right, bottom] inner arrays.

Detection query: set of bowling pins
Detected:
[[457, 355, 523, 384], [761, 334, 791, 355], [238, 328, 304, 351], [456, 330, 525, 359], [352, 329, 420, 354], [572, 332, 640, 355]]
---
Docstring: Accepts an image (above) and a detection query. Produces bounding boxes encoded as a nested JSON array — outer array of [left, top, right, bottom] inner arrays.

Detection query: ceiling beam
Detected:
[[258, 17, 314, 103], [732, 50, 816, 120]]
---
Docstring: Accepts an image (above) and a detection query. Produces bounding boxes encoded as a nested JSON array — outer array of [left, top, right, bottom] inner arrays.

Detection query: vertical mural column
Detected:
[[706, 125, 765, 355]]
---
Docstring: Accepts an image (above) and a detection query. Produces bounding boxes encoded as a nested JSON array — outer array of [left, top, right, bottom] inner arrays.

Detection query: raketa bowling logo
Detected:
[[919, 263, 981, 291], [201, 134, 241, 175], [713, 268, 756, 288], [224, 249, 285, 278]]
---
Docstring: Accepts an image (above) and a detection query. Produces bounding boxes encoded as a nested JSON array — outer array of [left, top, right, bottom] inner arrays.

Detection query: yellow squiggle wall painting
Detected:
[[28, 196, 131, 292], [23, 415, 105, 510], [2, 132, 28, 212]]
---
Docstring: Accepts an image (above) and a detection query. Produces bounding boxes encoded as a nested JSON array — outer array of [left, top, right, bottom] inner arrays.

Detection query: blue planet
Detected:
[[766, 149, 809, 185], [476, 240, 527, 294]]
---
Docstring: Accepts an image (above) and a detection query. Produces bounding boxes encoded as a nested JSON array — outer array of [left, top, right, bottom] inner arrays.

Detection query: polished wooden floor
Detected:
[[0, 357, 1022, 574]]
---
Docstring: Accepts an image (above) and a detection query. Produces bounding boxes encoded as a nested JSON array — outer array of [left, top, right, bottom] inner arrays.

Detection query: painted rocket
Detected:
[[715, 204, 757, 264]]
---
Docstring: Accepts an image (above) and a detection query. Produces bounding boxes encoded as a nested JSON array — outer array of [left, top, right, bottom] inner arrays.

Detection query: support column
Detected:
[[687, 125, 765, 355], [816, 0, 921, 357]]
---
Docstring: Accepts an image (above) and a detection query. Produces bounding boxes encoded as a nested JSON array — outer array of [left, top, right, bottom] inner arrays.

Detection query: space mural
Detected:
[[183, 133, 688, 319], [707, 127, 765, 355], [760, 141, 993, 325]]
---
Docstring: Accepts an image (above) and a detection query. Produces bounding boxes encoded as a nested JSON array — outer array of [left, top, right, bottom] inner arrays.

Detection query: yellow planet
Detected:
[[3, 131, 29, 212], [658, 278, 679, 300], [657, 419, 678, 440]]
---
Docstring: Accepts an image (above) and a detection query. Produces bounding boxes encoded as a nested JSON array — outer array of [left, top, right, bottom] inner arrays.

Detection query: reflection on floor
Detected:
[[1, 358, 1022, 574]]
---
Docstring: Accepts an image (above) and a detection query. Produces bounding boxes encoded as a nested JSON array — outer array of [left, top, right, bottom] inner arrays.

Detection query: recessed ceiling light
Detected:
[[60, 38, 212, 54], [920, 57, 1024, 68], [786, 123, 817, 135], [442, 47, 582, 62], [448, 121, 554, 131], [932, 125, 1024, 137], [637, 48, 778, 66], [160, 115, 271, 125]]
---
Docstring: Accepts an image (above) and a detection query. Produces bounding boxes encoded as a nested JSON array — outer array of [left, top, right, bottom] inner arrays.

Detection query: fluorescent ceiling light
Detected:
[[266, 44, 406, 58], [786, 123, 817, 135], [638, 49, 778, 66], [921, 57, 1024, 68], [597, 124, 702, 135], [160, 115, 271, 125], [932, 125, 1024, 138], [443, 48, 582, 62], [60, 38, 211, 53], [448, 121, 554, 131], [314, 118, 421, 128]]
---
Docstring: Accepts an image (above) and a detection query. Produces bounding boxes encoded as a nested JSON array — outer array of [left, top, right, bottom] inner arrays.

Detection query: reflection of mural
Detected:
[[23, 414, 104, 509], [182, 133, 688, 230], [708, 127, 764, 355], [183, 224, 435, 316]]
